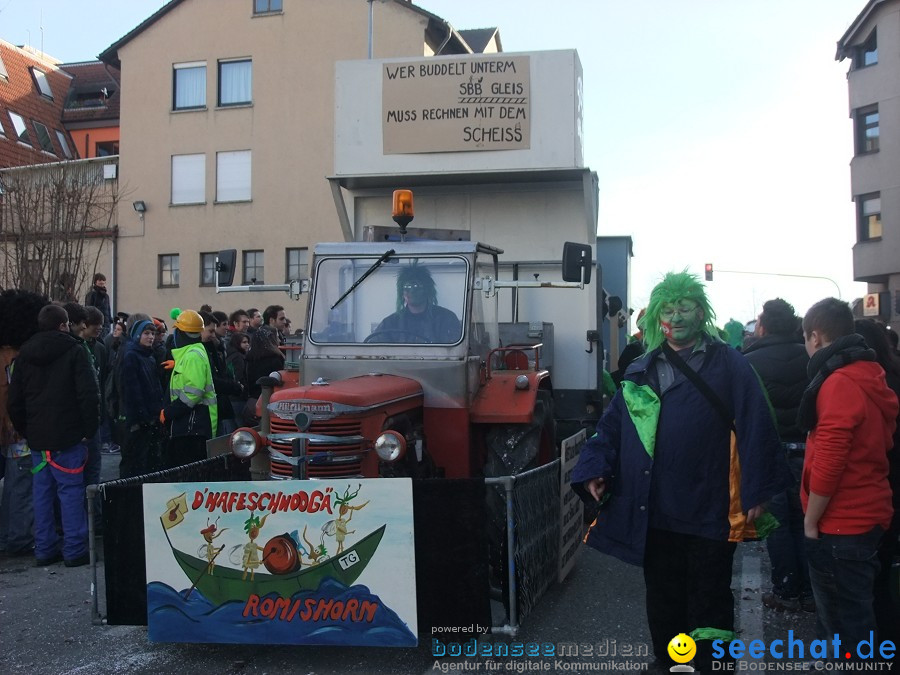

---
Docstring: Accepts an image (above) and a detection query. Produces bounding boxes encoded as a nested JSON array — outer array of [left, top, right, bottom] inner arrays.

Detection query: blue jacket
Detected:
[[121, 338, 164, 427], [571, 339, 785, 566]]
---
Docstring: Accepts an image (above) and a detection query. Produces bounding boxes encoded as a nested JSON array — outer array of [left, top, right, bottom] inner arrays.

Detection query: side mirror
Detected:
[[562, 242, 592, 284], [216, 249, 236, 287]]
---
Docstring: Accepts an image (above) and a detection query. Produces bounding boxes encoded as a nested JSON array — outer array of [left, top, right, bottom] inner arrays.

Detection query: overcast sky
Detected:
[[0, 0, 869, 325]]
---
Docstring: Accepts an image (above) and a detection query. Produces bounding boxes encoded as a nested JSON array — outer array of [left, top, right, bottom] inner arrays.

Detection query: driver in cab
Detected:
[[369, 266, 461, 344]]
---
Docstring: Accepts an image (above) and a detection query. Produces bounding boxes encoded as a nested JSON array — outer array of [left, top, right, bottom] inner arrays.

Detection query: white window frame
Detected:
[[32, 121, 55, 154], [218, 58, 252, 106], [243, 250, 264, 284], [200, 252, 218, 287], [859, 29, 878, 68], [159, 254, 180, 288], [55, 129, 72, 158], [171, 153, 206, 205], [8, 111, 29, 144], [855, 105, 879, 155], [31, 67, 53, 98], [216, 150, 251, 202], [173, 61, 206, 110], [858, 193, 882, 241], [286, 247, 309, 281], [254, 0, 283, 14]]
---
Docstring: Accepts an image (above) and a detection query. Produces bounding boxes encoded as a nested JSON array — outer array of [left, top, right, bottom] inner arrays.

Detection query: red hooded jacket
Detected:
[[801, 360, 897, 534]]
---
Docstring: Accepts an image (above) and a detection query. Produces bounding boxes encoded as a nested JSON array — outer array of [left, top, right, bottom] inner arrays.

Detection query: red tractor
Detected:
[[224, 192, 592, 485]]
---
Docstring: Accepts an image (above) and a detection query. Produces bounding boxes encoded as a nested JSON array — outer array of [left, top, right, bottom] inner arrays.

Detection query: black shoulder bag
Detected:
[[661, 342, 734, 432]]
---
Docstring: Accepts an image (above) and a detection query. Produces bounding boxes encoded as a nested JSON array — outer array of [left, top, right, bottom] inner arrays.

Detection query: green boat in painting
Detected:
[[161, 523, 386, 605]]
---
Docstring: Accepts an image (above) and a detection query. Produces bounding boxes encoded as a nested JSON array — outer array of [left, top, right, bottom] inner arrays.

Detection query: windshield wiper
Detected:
[[331, 249, 395, 311]]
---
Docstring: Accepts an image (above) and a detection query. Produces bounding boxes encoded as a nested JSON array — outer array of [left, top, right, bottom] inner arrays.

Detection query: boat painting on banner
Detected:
[[143, 478, 417, 646]]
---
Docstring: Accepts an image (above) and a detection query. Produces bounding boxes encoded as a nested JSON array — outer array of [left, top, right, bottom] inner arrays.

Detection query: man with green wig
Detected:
[[571, 270, 785, 672], [369, 265, 461, 344]]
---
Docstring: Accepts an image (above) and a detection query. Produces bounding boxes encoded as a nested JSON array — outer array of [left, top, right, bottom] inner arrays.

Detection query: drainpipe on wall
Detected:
[[368, 0, 374, 59], [110, 235, 117, 322]]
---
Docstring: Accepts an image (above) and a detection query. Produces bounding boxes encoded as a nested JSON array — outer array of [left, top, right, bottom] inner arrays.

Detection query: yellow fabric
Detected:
[[727, 430, 763, 542]]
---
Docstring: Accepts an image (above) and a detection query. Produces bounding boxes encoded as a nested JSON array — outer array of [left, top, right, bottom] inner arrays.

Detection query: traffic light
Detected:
[[704, 263, 713, 281]]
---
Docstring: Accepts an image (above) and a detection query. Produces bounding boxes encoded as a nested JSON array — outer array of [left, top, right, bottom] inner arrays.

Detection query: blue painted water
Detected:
[[147, 577, 417, 646]]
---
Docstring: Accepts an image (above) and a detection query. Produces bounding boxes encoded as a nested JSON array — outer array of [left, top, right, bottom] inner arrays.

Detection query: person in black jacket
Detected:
[[7, 304, 100, 567], [0, 289, 47, 559], [245, 328, 285, 399], [84, 273, 112, 336], [199, 311, 243, 436], [226, 331, 250, 424], [120, 319, 165, 478], [742, 298, 812, 613]]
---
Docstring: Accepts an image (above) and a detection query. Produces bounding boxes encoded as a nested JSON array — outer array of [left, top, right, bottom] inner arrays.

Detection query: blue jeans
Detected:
[[32, 443, 88, 561], [766, 455, 811, 598], [805, 526, 882, 652]]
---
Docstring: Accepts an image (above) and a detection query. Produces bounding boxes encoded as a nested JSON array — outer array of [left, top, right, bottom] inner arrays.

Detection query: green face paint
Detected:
[[640, 270, 718, 351], [660, 300, 703, 348]]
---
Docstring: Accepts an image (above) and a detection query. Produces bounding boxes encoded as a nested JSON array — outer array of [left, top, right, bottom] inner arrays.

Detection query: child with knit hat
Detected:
[[118, 318, 165, 478]]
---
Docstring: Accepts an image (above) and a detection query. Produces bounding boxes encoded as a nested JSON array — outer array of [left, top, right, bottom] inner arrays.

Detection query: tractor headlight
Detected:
[[231, 427, 263, 459], [374, 430, 406, 463]]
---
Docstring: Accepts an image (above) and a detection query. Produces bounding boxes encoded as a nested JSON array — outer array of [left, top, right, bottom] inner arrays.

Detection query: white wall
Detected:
[[334, 50, 584, 176]]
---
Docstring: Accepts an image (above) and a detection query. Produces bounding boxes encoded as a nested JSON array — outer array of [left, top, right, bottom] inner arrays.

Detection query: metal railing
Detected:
[[486, 459, 560, 636], [90, 455, 562, 637], [87, 454, 241, 625]]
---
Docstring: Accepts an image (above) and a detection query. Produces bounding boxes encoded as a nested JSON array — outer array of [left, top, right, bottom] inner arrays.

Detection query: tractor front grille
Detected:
[[269, 417, 366, 478]]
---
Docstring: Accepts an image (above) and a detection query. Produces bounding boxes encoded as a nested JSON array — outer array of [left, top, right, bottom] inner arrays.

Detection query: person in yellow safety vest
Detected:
[[160, 309, 217, 468]]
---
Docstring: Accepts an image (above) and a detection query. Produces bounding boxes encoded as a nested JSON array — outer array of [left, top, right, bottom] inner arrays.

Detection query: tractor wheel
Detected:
[[483, 390, 555, 477]]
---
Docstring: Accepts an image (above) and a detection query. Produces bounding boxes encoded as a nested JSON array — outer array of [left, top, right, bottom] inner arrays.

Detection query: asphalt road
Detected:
[[0, 453, 817, 675]]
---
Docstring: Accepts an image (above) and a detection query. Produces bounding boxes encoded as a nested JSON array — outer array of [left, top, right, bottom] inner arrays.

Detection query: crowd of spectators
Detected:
[[0, 284, 297, 569]]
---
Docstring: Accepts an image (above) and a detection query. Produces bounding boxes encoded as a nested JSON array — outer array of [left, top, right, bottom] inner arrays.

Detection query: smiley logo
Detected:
[[667, 633, 697, 664]]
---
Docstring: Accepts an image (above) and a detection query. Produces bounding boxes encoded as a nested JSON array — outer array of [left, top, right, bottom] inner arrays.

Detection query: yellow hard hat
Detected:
[[174, 309, 204, 334]]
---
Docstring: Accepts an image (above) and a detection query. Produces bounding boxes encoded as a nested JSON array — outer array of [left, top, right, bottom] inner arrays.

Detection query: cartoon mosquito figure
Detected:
[[322, 484, 369, 555], [241, 512, 269, 581], [301, 524, 328, 564], [198, 517, 228, 576]]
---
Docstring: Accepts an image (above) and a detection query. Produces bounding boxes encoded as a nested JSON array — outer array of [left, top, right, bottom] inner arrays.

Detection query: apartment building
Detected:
[[0, 41, 122, 299], [837, 0, 900, 322], [60, 60, 121, 159], [0, 40, 77, 167], [99, 0, 494, 320]]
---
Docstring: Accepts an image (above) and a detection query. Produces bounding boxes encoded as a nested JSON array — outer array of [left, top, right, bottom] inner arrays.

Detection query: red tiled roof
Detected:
[[59, 61, 121, 124], [0, 40, 76, 167]]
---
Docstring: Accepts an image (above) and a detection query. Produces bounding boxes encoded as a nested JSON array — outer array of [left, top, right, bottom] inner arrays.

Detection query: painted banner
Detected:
[[559, 429, 585, 582], [382, 55, 530, 154], [143, 479, 417, 646]]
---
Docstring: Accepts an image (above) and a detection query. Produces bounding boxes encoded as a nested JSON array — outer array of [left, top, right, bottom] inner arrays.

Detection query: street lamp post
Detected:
[[706, 267, 842, 298]]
